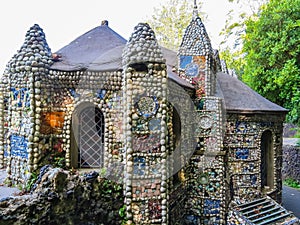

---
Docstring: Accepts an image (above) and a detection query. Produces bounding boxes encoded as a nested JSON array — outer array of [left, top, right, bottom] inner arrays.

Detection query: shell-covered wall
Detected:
[[225, 113, 285, 203], [122, 23, 169, 225], [0, 24, 54, 185], [178, 10, 216, 98], [0, 24, 125, 185], [183, 96, 227, 225], [0, 10, 287, 225], [50, 69, 124, 173], [177, 7, 228, 225]]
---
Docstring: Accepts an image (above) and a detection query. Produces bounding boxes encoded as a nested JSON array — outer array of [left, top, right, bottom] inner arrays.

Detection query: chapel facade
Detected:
[[1, 3, 298, 225]]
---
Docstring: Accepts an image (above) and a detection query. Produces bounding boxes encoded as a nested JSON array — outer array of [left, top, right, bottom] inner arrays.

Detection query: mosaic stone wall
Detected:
[[177, 6, 228, 225], [282, 145, 300, 183], [184, 97, 226, 225], [0, 71, 9, 167], [224, 113, 285, 203], [0, 24, 54, 185], [0, 6, 288, 225], [54, 69, 124, 174], [0, 24, 125, 186], [178, 9, 216, 98], [122, 23, 169, 225]]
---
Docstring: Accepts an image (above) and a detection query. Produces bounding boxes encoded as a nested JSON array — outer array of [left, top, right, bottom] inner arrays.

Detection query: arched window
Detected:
[[71, 104, 104, 168], [260, 130, 274, 191]]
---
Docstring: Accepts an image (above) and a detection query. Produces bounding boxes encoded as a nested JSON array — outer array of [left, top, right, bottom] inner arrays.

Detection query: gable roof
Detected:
[[216, 72, 287, 113]]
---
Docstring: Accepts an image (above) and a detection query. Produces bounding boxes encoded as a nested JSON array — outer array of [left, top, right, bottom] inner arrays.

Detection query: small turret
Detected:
[[122, 23, 168, 224], [178, 1, 216, 97]]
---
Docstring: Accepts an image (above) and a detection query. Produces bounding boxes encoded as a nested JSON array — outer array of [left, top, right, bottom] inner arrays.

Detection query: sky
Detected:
[[0, 0, 235, 73]]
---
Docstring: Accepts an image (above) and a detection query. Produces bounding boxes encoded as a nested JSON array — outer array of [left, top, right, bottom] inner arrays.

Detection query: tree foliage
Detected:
[[146, 0, 205, 51], [219, 47, 245, 79], [242, 0, 300, 124], [219, 0, 268, 76]]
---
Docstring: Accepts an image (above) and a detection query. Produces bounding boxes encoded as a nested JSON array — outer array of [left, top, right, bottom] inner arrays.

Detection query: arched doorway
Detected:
[[172, 106, 182, 186], [260, 130, 274, 191], [71, 103, 105, 168]]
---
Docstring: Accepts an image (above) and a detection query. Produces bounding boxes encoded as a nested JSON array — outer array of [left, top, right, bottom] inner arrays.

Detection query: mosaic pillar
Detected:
[[184, 97, 226, 224], [0, 70, 9, 168], [177, 4, 228, 223], [178, 7, 215, 99], [2, 24, 53, 186], [122, 23, 168, 225]]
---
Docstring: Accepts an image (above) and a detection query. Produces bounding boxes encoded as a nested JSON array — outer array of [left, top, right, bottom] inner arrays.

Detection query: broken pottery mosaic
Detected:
[[0, 3, 298, 225]]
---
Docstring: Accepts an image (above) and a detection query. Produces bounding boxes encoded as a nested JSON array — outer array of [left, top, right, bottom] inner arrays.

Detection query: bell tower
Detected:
[[178, 1, 227, 224], [178, 0, 216, 101]]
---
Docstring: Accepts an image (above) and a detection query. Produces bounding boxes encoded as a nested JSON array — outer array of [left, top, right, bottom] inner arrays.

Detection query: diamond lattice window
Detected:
[[78, 106, 104, 168]]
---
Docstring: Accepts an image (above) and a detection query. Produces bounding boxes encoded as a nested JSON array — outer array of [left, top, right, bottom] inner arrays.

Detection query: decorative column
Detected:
[[0, 70, 9, 168], [177, 3, 227, 224], [122, 23, 168, 225], [3, 24, 53, 186]]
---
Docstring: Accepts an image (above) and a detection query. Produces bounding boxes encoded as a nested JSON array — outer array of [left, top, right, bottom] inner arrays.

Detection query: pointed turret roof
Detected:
[[122, 23, 165, 66], [5, 24, 53, 84], [178, 2, 213, 56]]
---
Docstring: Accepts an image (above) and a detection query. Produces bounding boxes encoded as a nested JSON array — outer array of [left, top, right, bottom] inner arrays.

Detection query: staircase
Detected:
[[233, 197, 300, 225]]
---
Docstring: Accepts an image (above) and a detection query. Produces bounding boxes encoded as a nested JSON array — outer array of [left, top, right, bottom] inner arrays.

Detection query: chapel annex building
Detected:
[[0, 3, 299, 225]]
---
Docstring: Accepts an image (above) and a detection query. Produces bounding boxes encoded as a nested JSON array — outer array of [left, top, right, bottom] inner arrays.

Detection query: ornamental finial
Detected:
[[193, 0, 199, 19]]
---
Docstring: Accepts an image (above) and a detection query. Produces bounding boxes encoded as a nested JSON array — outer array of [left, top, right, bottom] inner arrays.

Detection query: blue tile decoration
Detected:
[[133, 156, 146, 176], [10, 135, 28, 158], [10, 87, 30, 108], [184, 215, 199, 225], [185, 63, 199, 77], [235, 148, 249, 159], [96, 89, 107, 99], [148, 118, 161, 131], [69, 88, 80, 98], [149, 156, 161, 175], [135, 96, 159, 118], [203, 199, 220, 215], [250, 174, 257, 185], [236, 121, 247, 133], [242, 163, 255, 173], [180, 55, 193, 69], [4, 145, 8, 157], [107, 94, 122, 109]]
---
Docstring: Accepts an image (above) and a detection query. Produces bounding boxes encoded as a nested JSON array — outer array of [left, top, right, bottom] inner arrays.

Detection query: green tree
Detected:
[[146, 0, 205, 51], [219, 47, 245, 79], [219, 0, 268, 76], [242, 0, 300, 124]]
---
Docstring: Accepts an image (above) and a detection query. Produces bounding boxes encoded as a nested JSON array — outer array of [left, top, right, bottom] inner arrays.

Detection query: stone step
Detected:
[[234, 197, 299, 225]]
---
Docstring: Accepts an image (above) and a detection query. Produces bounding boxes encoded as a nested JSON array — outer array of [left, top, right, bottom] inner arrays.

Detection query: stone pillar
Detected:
[[2, 24, 53, 186], [122, 23, 168, 225], [177, 6, 227, 224]]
